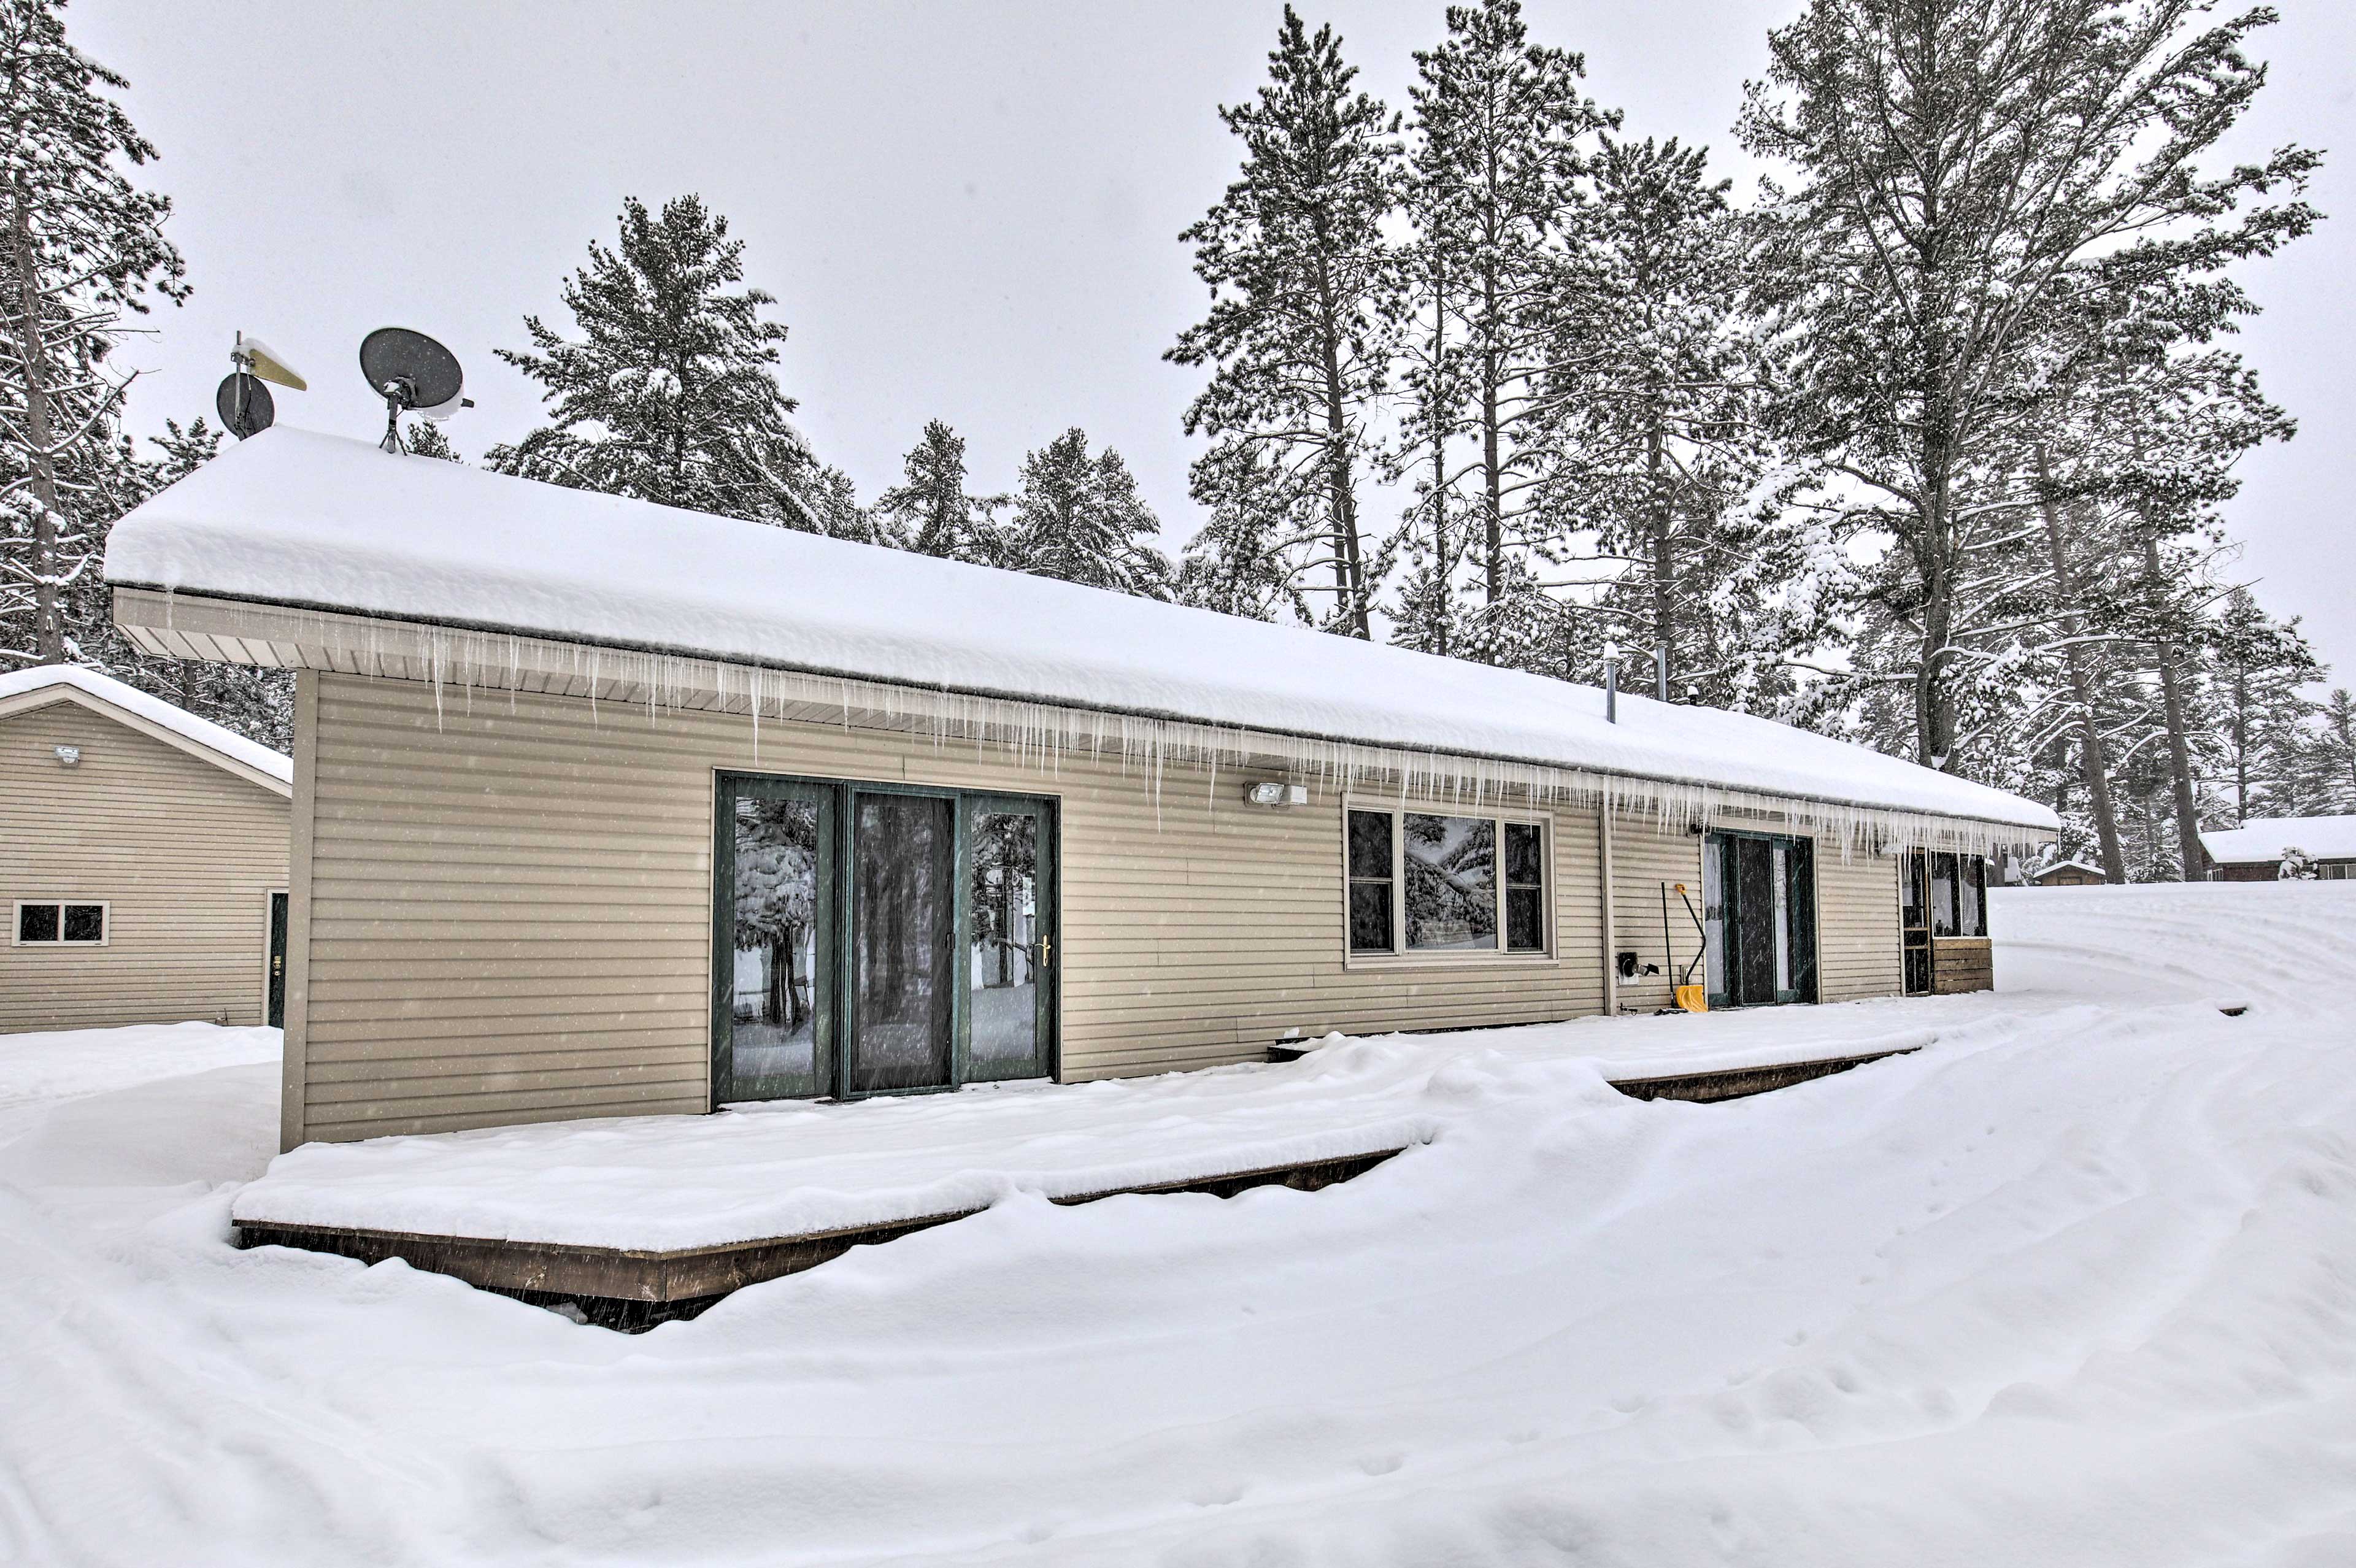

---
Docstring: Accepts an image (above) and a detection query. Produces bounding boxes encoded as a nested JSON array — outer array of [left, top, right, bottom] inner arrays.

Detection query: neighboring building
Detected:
[[2027, 858, 2108, 887], [103, 431, 2056, 1150], [2198, 817, 2356, 882], [1, 665, 291, 1034]]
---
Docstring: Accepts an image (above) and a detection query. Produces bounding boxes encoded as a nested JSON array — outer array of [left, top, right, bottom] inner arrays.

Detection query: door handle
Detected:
[[1039, 934, 1052, 969]]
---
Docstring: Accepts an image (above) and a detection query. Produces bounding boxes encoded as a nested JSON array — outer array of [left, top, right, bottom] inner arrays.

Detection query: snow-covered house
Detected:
[[102, 431, 2055, 1150], [1, 665, 291, 1034], [2199, 817, 2356, 881]]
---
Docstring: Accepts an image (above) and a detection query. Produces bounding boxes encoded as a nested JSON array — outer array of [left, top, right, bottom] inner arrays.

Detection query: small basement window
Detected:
[[1344, 806, 1549, 958], [15, 901, 107, 946]]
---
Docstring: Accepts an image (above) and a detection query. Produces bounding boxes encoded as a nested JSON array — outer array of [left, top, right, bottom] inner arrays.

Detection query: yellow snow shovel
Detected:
[[1669, 882, 1709, 1012]]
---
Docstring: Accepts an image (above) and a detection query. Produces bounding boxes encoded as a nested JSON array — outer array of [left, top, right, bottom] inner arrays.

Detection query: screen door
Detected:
[[964, 794, 1056, 1082]]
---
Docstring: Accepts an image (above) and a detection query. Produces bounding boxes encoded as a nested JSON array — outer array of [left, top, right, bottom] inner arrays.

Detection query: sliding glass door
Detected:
[[714, 774, 1058, 1104], [1703, 829, 1818, 1008]]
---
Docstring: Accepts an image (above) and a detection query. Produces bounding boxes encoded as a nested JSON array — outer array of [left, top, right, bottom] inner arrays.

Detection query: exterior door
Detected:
[[714, 776, 836, 1102], [847, 790, 958, 1094], [713, 774, 1058, 1104], [1704, 830, 1817, 1008], [266, 891, 288, 1029], [1901, 851, 1932, 994], [963, 794, 1057, 1083]]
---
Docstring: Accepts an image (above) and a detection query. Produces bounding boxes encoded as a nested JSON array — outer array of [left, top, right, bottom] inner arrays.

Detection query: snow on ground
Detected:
[[6, 886, 2356, 1565]]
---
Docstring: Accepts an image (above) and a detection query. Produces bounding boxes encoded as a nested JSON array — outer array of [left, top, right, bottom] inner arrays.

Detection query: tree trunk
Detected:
[[769, 936, 799, 1032], [1647, 410, 1672, 692], [2142, 534, 2207, 881], [1308, 233, 1366, 639], [8, 181, 67, 663], [1480, 336, 1503, 605], [2036, 448, 2125, 882]]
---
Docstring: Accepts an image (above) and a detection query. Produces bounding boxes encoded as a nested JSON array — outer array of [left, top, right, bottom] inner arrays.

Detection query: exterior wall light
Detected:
[[1244, 781, 1307, 807], [53, 746, 80, 766]]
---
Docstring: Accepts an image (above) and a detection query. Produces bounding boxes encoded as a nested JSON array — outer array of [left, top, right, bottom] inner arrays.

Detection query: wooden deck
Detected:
[[237, 1045, 1920, 1329], [236, 1148, 1402, 1329]]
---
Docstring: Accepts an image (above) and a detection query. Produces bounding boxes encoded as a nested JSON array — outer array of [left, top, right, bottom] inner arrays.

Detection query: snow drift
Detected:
[[6, 885, 2355, 1565]]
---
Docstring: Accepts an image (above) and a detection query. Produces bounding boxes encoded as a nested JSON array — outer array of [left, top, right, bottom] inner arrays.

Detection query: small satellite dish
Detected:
[[358, 327, 472, 453], [217, 371, 275, 439]]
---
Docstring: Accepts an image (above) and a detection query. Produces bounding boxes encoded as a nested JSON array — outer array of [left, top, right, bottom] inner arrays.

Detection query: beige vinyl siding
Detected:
[[1606, 811, 1902, 1010], [1815, 847, 1904, 1002], [293, 673, 1611, 1145], [1606, 812, 1704, 1013], [1, 700, 288, 1033]]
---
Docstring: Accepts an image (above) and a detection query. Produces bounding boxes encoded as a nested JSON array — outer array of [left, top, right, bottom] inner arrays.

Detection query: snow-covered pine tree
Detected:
[[486, 195, 828, 530], [402, 418, 461, 461], [877, 421, 1003, 563], [1174, 437, 1317, 622], [2208, 587, 2320, 825], [1538, 134, 1811, 709], [1739, 0, 2319, 769], [1003, 429, 1172, 601], [2298, 691, 2356, 815], [0, 0, 187, 669], [1168, 8, 1397, 638], [1404, 0, 1604, 635]]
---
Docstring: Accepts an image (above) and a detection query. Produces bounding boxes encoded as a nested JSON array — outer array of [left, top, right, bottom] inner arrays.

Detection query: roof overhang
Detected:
[[0, 670, 291, 799], [115, 585, 2054, 855]]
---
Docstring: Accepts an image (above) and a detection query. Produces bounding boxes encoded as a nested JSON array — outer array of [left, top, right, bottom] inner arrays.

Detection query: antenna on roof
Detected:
[[218, 331, 307, 440], [358, 328, 473, 454]]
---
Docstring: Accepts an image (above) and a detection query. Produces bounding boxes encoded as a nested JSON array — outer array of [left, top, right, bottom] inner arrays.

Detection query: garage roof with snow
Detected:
[[2200, 816, 2356, 865]]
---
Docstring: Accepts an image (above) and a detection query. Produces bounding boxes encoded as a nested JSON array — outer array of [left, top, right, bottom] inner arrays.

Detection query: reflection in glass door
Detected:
[[1703, 829, 1817, 1008], [966, 796, 1055, 1082], [715, 774, 1058, 1104], [717, 780, 833, 1102], [850, 793, 957, 1094]]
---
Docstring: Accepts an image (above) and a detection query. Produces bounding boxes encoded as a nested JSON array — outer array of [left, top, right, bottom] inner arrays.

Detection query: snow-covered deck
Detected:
[[232, 1002, 1957, 1283]]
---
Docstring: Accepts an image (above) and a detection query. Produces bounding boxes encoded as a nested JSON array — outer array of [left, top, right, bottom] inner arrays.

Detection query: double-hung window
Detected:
[[14, 901, 107, 946], [1345, 805, 1548, 958]]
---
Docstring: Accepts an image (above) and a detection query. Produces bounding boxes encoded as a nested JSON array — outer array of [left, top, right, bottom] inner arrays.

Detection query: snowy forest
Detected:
[[2, 0, 2344, 880]]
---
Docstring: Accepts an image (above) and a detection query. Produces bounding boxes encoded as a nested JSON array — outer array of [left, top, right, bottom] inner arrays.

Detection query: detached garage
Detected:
[[1, 666, 291, 1034]]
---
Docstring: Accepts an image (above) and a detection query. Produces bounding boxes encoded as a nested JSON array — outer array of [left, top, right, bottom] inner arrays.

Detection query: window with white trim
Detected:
[[15, 901, 107, 946], [1345, 807, 1548, 958]]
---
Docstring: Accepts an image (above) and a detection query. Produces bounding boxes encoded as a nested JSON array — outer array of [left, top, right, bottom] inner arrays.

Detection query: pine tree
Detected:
[[1174, 437, 1316, 621], [877, 420, 1003, 562], [0, 0, 187, 668], [1740, 0, 2320, 768], [487, 195, 827, 529], [1003, 429, 1171, 600], [1404, 0, 1604, 621], [1168, 8, 1397, 637], [402, 418, 461, 461], [1540, 134, 1806, 706], [2300, 690, 2356, 815], [2208, 587, 2320, 824]]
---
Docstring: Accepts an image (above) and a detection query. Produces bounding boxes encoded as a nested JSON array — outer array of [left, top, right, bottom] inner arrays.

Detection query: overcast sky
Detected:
[[72, 0, 2356, 683]]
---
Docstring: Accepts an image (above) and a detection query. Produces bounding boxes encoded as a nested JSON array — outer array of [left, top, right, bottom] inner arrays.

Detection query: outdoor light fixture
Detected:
[[1244, 781, 1308, 807], [53, 746, 79, 767]]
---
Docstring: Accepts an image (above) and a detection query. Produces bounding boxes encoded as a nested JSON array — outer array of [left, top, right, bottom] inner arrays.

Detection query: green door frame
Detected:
[[712, 771, 1060, 1108], [1704, 827, 1819, 1009]]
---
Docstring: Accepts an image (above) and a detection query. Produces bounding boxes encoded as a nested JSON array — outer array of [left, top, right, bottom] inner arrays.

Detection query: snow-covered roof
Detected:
[[0, 663, 291, 792], [2200, 816, 2356, 864], [2030, 858, 2106, 880], [103, 428, 2054, 834]]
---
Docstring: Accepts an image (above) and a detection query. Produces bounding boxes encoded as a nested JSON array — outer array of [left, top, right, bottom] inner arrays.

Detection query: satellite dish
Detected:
[[358, 327, 472, 452], [216, 372, 275, 439]]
